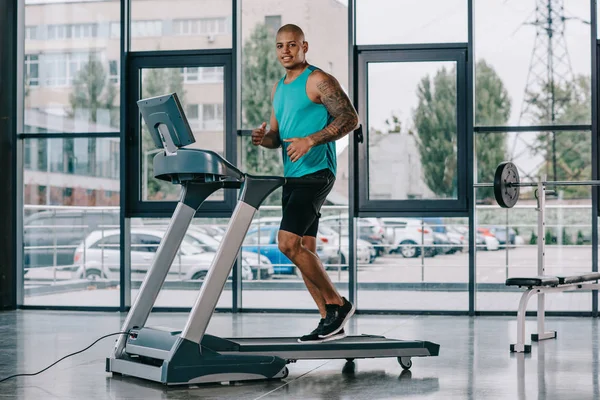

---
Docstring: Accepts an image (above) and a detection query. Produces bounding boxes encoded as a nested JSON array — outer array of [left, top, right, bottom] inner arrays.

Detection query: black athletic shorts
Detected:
[[280, 168, 335, 237]]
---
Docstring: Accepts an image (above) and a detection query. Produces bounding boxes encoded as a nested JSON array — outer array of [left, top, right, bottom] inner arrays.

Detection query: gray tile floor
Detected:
[[0, 310, 599, 399]]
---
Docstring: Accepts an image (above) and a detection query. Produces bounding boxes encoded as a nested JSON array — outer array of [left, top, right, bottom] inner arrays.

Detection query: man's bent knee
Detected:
[[278, 230, 302, 258]]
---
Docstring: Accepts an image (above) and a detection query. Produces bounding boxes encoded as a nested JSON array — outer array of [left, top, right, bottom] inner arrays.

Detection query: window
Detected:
[[24, 140, 32, 169], [181, 66, 223, 83], [202, 104, 223, 131], [186, 104, 199, 120], [133, 234, 162, 253], [92, 234, 121, 250], [110, 22, 120, 38], [42, 52, 93, 87], [109, 60, 118, 83], [201, 66, 223, 82], [356, 0, 468, 45], [25, 26, 38, 40], [24, 54, 39, 87], [130, 0, 232, 50], [264, 15, 281, 33], [182, 67, 199, 82], [173, 18, 229, 36], [131, 20, 163, 37]]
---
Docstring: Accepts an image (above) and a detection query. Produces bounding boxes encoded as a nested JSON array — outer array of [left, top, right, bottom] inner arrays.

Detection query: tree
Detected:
[[69, 54, 118, 179], [474, 60, 513, 202], [140, 68, 186, 200], [526, 75, 591, 199], [408, 60, 511, 201], [241, 23, 284, 205], [69, 54, 118, 127]]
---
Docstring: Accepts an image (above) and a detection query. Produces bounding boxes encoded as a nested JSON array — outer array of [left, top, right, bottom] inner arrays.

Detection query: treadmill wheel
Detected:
[[281, 367, 289, 379], [398, 357, 412, 370]]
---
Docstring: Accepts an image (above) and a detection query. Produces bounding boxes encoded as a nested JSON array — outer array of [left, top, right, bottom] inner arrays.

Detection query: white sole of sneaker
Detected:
[[318, 302, 356, 339], [320, 331, 347, 342], [297, 331, 346, 343]]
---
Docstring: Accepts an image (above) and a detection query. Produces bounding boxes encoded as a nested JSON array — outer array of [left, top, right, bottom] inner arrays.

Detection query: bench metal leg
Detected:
[[511, 288, 535, 353], [532, 292, 556, 341]]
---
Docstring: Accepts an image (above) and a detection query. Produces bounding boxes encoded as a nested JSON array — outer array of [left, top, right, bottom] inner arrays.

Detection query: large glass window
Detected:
[[129, 218, 233, 309], [356, 0, 468, 45], [22, 138, 120, 307], [366, 60, 458, 201], [23, 0, 120, 133], [355, 216, 469, 311], [475, 130, 592, 311], [475, 0, 591, 127], [239, 0, 349, 308], [239, 207, 350, 310], [240, 0, 349, 199], [130, 0, 232, 51], [139, 66, 225, 202]]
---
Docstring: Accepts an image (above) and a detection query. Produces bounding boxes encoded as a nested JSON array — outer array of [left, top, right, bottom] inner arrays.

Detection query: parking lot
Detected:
[[25, 244, 594, 285]]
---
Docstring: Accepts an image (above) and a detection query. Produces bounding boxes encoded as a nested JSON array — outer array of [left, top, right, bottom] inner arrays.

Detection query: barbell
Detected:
[[474, 161, 600, 208]]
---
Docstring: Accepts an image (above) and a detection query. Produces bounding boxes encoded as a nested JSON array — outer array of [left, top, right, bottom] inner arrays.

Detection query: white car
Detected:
[[247, 217, 373, 267], [317, 225, 374, 267], [186, 227, 274, 279], [379, 218, 436, 258], [320, 214, 389, 257], [72, 228, 253, 281]]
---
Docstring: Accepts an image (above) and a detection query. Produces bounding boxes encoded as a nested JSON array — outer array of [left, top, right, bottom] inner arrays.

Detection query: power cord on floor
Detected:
[[0, 331, 128, 384]]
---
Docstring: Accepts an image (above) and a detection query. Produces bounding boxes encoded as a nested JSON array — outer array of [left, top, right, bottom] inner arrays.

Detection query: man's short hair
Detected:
[[276, 24, 305, 41]]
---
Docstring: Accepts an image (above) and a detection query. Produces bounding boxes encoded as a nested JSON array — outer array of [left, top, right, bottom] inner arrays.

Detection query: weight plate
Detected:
[[493, 161, 520, 208]]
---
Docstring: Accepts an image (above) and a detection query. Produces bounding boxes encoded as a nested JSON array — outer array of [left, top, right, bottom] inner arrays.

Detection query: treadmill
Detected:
[[106, 93, 440, 385]]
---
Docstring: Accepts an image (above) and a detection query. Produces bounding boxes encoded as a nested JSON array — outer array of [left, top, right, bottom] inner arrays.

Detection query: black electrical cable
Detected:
[[0, 331, 128, 384]]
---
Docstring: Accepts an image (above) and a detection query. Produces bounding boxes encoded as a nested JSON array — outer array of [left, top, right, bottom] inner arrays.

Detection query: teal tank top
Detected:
[[273, 65, 337, 178]]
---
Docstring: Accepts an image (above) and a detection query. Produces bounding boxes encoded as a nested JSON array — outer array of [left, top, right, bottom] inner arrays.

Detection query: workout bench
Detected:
[[505, 272, 600, 353], [475, 163, 600, 353]]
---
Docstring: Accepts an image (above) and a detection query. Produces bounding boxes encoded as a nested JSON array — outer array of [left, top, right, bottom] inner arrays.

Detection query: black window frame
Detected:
[[356, 44, 469, 217], [124, 50, 236, 218]]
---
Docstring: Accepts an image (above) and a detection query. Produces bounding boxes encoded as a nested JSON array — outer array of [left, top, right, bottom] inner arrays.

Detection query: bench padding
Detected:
[[506, 272, 600, 287], [505, 276, 560, 287], [558, 272, 600, 285]]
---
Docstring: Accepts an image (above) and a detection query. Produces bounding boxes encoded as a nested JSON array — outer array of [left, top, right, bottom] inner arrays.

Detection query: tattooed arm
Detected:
[[307, 71, 360, 146], [284, 70, 360, 162]]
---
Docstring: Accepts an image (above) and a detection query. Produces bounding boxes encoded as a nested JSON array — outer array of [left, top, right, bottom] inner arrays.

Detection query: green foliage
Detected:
[[561, 227, 572, 245], [474, 60, 512, 202], [410, 65, 457, 198], [141, 68, 186, 200], [69, 54, 118, 126], [241, 23, 285, 205], [530, 231, 537, 245], [69, 54, 118, 176], [409, 60, 511, 200], [527, 75, 591, 199]]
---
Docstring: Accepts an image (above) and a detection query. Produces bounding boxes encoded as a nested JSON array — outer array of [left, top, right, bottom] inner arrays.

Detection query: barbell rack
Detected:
[[475, 180, 600, 188]]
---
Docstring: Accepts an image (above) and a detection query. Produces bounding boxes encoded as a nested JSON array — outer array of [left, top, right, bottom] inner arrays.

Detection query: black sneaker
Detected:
[[298, 318, 325, 342], [319, 297, 355, 339]]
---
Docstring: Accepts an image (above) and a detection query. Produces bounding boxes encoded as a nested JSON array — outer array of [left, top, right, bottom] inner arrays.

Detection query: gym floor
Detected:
[[0, 310, 598, 399]]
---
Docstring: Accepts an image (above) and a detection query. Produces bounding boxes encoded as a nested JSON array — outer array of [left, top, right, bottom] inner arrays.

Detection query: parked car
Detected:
[[250, 216, 375, 265], [242, 226, 298, 276], [378, 218, 436, 258], [320, 214, 389, 257], [488, 226, 517, 248], [241, 225, 373, 276], [317, 224, 374, 267], [186, 227, 273, 280], [422, 218, 464, 255], [23, 209, 120, 272], [72, 228, 253, 281], [451, 226, 500, 251]]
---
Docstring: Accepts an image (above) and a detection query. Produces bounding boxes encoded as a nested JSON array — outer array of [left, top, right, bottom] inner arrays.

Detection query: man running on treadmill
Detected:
[[251, 24, 359, 342]]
